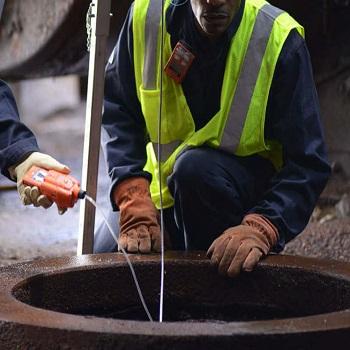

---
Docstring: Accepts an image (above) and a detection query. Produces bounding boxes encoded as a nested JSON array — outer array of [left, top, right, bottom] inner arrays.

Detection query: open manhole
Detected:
[[0, 252, 349, 349]]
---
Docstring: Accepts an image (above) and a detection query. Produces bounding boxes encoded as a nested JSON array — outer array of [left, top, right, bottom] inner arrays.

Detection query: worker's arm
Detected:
[[102, 6, 150, 204], [208, 30, 331, 276], [0, 80, 70, 211], [102, 6, 160, 252], [0, 80, 39, 178], [249, 30, 331, 251]]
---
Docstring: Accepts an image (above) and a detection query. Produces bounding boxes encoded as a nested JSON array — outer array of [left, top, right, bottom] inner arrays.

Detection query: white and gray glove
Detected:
[[9, 152, 70, 214]]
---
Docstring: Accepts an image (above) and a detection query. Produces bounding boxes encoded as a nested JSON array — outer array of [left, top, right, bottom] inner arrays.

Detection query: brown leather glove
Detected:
[[113, 177, 161, 253], [207, 214, 278, 278]]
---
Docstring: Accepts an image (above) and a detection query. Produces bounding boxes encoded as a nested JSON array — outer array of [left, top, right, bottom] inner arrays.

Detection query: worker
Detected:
[[94, 0, 331, 277], [0, 79, 70, 212]]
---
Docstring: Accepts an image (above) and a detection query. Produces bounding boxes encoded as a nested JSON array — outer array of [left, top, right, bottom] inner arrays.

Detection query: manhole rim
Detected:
[[0, 253, 349, 337]]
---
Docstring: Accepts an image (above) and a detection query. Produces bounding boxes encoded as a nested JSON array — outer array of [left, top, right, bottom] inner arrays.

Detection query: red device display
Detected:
[[22, 166, 85, 210], [164, 41, 195, 84]]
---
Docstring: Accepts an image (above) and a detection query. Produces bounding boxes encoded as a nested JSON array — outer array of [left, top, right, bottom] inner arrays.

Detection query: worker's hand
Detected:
[[10, 152, 70, 213], [113, 177, 161, 253], [207, 214, 279, 278]]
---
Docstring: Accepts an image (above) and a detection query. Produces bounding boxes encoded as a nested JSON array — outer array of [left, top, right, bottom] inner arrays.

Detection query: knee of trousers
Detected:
[[169, 147, 258, 213], [169, 148, 214, 190]]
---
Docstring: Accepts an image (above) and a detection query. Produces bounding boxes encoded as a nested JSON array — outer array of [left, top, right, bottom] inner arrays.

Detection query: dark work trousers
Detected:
[[93, 147, 276, 253]]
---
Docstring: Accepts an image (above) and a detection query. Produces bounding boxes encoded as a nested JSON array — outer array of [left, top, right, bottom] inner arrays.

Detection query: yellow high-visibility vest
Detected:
[[132, 0, 304, 208]]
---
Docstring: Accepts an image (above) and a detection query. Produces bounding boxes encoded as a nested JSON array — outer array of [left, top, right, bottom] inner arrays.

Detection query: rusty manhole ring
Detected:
[[0, 252, 350, 349]]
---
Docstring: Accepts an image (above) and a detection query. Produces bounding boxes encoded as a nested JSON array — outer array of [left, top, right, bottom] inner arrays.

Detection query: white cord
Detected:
[[84, 195, 153, 322], [158, 0, 166, 323]]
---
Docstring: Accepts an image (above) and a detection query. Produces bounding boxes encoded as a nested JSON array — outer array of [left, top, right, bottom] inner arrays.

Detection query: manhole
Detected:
[[0, 252, 349, 349]]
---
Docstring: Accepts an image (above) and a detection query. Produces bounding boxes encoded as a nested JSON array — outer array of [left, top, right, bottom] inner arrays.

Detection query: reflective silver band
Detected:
[[143, 0, 162, 89], [152, 140, 182, 162], [144, 1, 181, 162], [220, 3, 284, 152]]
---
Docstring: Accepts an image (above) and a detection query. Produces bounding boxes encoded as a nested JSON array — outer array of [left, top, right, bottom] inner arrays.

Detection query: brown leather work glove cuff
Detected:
[[113, 177, 159, 233], [242, 213, 279, 249], [113, 177, 151, 207]]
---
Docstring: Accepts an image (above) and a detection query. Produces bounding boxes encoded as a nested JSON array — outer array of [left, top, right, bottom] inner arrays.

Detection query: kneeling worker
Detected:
[[96, 0, 331, 278]]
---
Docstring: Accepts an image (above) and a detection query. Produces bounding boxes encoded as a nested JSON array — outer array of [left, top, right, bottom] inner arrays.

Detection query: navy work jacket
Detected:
[[0, 80, 39, 179]]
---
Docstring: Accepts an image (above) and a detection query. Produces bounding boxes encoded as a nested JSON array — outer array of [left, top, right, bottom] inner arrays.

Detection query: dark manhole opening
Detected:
[[77, 300, 298, 322], [12, 260, 350, 323]]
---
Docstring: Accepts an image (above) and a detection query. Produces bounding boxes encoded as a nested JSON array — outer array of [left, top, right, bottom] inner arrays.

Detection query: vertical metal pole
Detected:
[[0, 0, 5, 20], [77, 0, 111, 255]]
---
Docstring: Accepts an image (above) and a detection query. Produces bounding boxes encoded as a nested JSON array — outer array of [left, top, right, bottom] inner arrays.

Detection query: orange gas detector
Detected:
[[22, 166, 86, 210]]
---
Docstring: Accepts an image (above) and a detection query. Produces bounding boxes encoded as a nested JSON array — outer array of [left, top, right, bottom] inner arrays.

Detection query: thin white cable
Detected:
[[158, 0, 166, 323], [84, 195, 153, 322]]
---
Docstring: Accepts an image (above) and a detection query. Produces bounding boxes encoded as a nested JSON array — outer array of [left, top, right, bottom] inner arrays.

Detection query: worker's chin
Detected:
[[199, 22, 226, 39]]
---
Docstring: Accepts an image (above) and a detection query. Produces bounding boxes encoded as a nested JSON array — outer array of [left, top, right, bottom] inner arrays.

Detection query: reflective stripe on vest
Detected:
[[220, 3, 283, 152], [143, 0, 162, 89], [152, 140, 182, 162], [143, 0, 178, 162]]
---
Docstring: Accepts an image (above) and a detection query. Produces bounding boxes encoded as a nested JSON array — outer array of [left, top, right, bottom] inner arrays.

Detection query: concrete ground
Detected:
[[1, 77, 350, 267]]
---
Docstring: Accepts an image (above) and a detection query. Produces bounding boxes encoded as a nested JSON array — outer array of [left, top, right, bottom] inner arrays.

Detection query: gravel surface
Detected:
[[284, 219, 350, 262]]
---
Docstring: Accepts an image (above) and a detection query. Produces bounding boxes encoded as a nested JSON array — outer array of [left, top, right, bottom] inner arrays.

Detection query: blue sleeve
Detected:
[[0, 80, 39, 179], [250, 30, 331, 251], [102, 5, 152, 210]]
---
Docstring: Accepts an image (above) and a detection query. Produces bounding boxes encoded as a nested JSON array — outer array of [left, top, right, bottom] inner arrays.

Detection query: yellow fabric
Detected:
[[132, 0, 304, 208], [236, 4, 305, 169]]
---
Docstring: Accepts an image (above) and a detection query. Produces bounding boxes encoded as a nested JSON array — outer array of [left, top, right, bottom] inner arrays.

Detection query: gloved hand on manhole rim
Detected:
[[207, 214, 279, 278], [9, 151, 70, 214], [113, 176, 161, 253]]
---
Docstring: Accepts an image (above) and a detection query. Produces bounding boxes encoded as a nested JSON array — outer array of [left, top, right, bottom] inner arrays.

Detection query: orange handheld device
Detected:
[[22, 166, 86, 210], [164, 41, 195, 84]]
